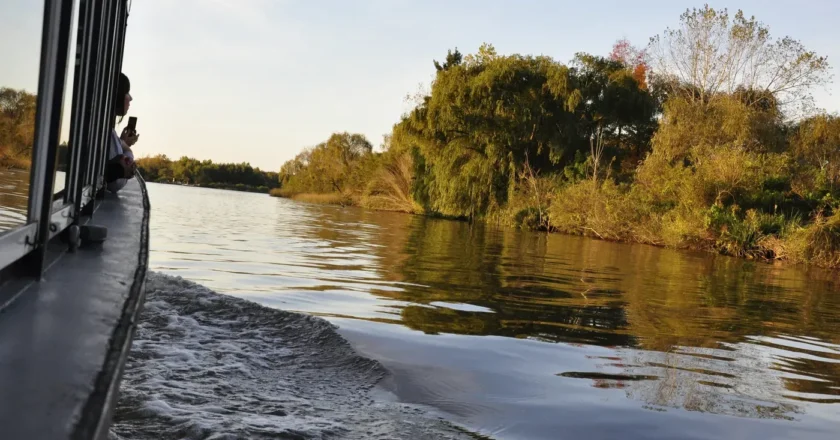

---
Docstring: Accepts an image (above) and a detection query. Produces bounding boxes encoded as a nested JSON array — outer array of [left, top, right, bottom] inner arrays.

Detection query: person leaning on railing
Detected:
[[105, 72, 139, 192]]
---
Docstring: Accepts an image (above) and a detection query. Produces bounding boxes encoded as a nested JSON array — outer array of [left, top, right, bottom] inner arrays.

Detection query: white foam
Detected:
[[429, 301, 495, 313], [110, 272, 473, 440]]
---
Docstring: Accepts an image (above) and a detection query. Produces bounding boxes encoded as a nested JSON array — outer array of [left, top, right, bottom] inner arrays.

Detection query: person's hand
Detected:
[[120, 127, 140, 147], [120, 155, 136, 178], [105, 155, 136, 183]]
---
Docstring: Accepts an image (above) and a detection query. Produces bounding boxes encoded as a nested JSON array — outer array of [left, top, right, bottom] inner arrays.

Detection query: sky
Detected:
[[2, 1, 840, 171]]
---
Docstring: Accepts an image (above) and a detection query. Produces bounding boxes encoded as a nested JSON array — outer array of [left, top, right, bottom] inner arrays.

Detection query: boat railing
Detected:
[[0, 0, 128, 293]]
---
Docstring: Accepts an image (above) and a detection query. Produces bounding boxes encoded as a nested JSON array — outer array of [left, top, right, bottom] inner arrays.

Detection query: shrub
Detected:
[[549, 179, 637, 241], [784, 211, 840, 267]]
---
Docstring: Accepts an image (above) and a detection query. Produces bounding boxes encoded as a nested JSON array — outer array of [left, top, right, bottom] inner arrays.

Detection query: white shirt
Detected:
[[107, 129, 133, 193]]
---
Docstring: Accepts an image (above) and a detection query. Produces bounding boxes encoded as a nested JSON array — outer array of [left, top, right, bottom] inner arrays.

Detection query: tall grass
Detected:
[[361, 152, 421, 213], [269, 188, 294, 198], [269, 189, 349, 206], [0, 155, 31, 170], [541, 176, 840, 266], [784, 211, 840, 267]]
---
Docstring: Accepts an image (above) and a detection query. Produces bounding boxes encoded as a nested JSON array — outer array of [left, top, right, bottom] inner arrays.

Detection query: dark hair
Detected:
[[114, 73, 130, 116]]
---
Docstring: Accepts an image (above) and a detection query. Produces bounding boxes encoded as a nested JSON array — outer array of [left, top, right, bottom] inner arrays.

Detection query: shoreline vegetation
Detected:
[[269, 190, 348, 205], [271, 6, 840, 269], [1, 87, 38, 170], [135, 154, 279, 194], [0, 157, 30, 170]]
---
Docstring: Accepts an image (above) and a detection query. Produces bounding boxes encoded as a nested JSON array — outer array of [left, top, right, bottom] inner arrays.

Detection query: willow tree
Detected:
[[397, 44, 659, 217], [320, 132, 373, 192], [281, 132, 373, 195], [404, 45, 578, 218]]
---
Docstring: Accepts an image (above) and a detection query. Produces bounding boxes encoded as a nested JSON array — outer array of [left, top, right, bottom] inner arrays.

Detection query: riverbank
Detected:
[[270, 14, 839, 270], [270, 185, 840, 269], [0, 157, 30, 170], [269, 189, 350, 205], [151, 180, 273, 194]]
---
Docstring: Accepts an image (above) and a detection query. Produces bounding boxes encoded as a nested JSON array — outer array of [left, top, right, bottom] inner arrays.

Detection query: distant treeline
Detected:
[[273, 6, 840, 268], [136, 154, 279, 193], [2, 87, 279, 194]]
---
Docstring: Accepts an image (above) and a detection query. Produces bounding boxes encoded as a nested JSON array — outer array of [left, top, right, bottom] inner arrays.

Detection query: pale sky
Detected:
[[2, 1, 839, 171]]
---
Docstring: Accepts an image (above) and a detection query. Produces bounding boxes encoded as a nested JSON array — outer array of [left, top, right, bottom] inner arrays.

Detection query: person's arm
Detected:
[[120, 128, 139, 159], [105, 155, 135, 193], [120, 142, 133, 158]]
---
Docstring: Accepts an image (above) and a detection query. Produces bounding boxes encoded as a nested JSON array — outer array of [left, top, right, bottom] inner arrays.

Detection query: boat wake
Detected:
[[109, 272, 473, 440]]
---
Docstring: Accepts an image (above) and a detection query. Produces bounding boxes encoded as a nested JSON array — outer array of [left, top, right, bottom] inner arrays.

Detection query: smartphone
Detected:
[[127, 116, 138, 132]]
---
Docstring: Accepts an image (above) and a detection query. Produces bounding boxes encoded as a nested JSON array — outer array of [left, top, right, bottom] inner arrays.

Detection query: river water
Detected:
[[0, 169, 66, 233], [114, 183, 840, 439], [0, 169, 30, 232]]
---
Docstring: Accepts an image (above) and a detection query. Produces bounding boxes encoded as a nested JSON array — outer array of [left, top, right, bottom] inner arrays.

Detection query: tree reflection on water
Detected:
[[344, 214, 840, 420]]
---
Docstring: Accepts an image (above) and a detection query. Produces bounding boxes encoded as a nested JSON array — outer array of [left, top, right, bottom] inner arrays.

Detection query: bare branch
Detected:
[[648, 5, 832, 118]]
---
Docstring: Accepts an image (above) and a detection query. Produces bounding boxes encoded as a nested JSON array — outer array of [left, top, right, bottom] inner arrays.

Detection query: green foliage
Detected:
[[705, 205, 800, 258], [393, 43, 656, 219], [497, 162, 560, 230], [790, 115, 840, 196], [278, 132, 373, 198], [569, 53, 658, 180], [136, 154, 279, 193], [549, 179, 637, 241], [272, 9, 840, 267], [626, 91, 806, 255], [784, 211, 840, 267], [0, 88, 37, 167], [650, 94, 783, 164], [562, 151, 589, 182], [433, 48, 463, 72], [411, 49, 576, 218]]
